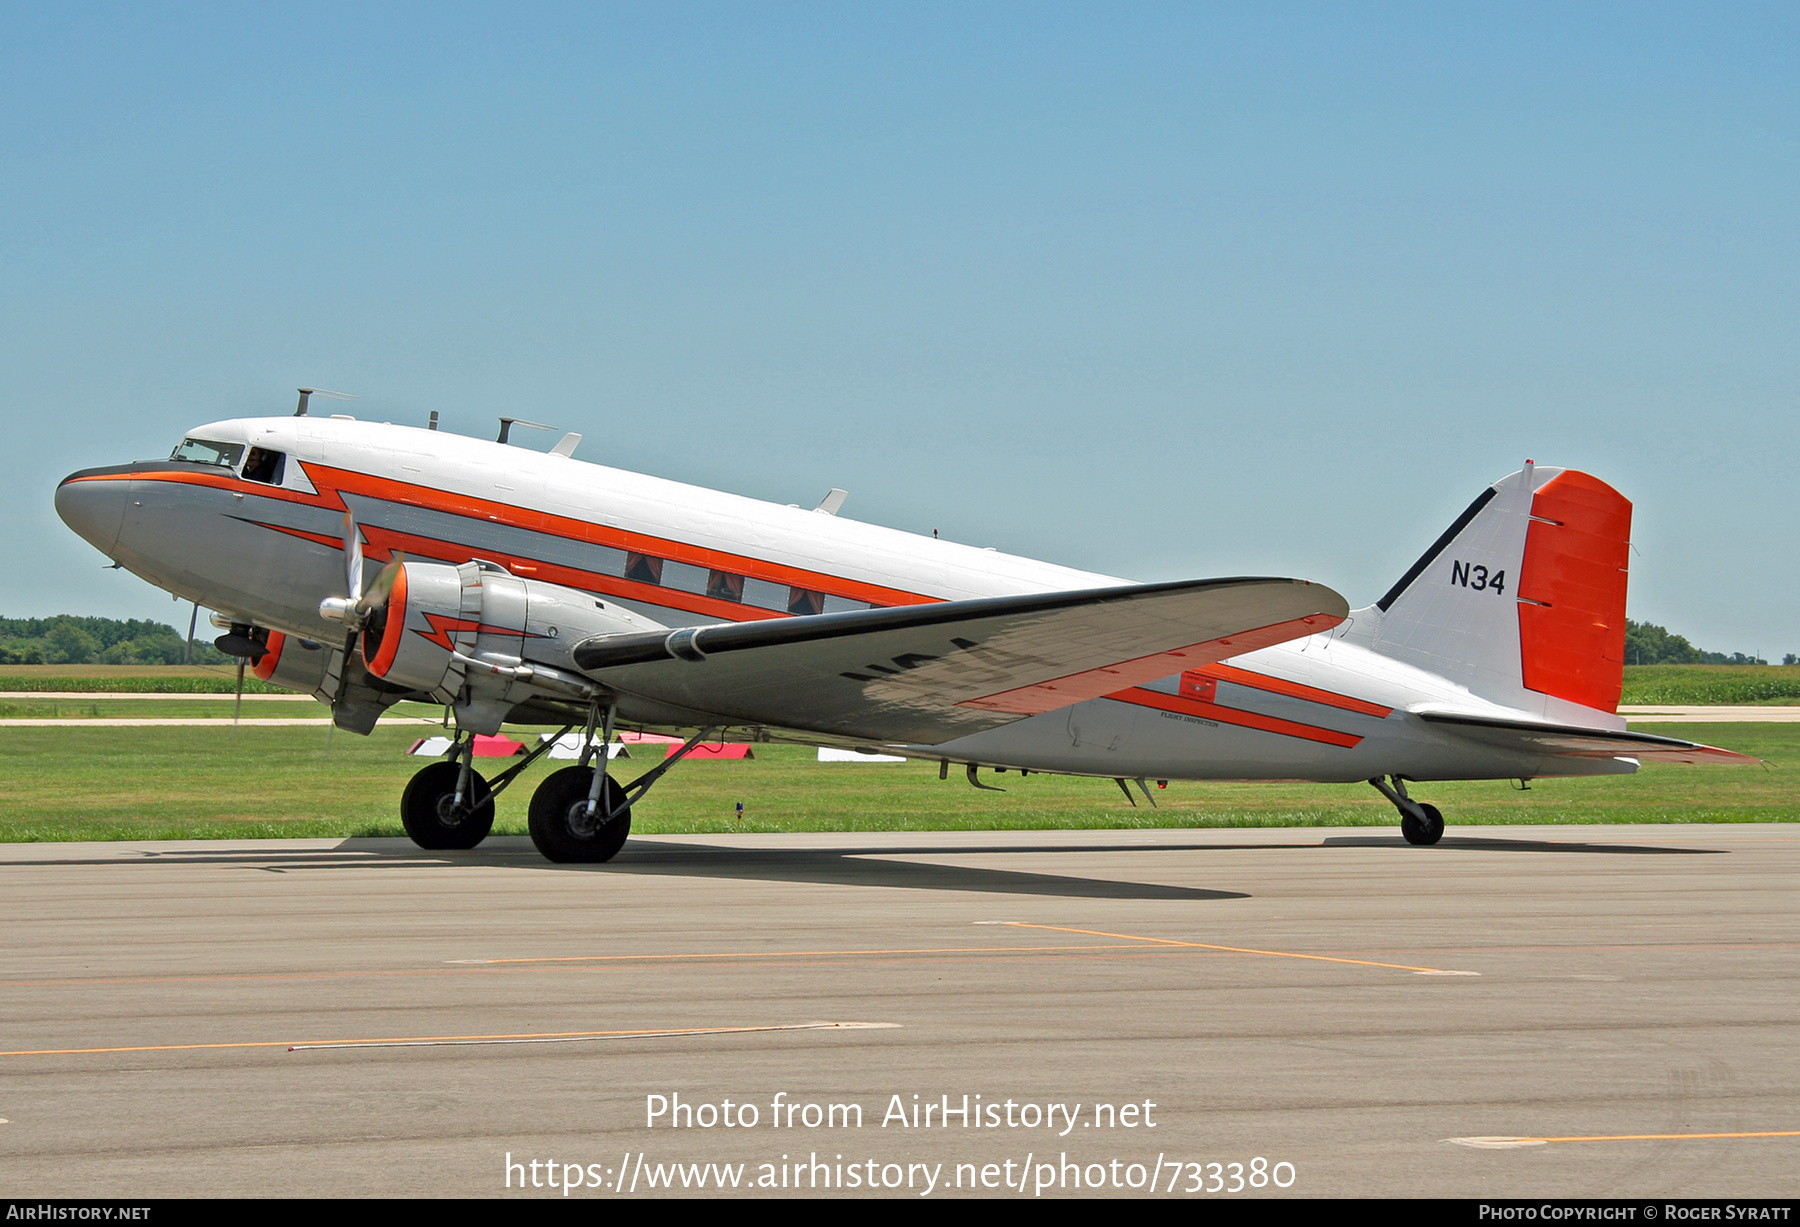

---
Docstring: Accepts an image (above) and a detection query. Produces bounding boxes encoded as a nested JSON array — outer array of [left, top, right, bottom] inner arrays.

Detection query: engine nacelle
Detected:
[[359, 559, 665, 721], [253, 631, 331, 695], [359, 560, 469, 699]]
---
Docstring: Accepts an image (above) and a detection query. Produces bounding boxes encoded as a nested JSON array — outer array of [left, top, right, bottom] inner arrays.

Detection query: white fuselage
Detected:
[[56, 415, 1635, 784]]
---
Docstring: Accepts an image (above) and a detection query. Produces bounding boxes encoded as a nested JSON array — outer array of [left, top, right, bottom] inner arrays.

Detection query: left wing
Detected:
[[572, 576, 1347, 744], [1417, 711, 1760, 764]]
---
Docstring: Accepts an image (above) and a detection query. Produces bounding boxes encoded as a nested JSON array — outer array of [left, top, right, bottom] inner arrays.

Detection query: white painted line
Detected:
[[1447, 1136, 1547, 1149]]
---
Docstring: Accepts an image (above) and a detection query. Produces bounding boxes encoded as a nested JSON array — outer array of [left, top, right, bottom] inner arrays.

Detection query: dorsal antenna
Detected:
[[295, 388, 357, 416]]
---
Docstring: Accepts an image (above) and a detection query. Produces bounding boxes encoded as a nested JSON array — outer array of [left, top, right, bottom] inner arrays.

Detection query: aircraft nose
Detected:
[[55, 470, 129, 556]]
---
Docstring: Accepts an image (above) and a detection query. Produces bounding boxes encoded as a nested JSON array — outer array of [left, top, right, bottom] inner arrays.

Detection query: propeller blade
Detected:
[[342, 510, 363, 604], [333, 628, 358, 708], [361, 552, 406, 612], [317, 513, 380, 628]]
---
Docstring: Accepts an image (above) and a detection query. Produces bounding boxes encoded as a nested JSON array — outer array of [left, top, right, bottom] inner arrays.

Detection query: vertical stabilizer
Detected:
[[1367, 465, 1631, 716], [1515, 470, 1631, 711]]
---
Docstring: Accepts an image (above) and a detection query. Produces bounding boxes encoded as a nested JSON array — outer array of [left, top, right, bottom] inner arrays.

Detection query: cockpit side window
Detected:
[[171, 438, 245, 468], [241, 447, 286, 485]]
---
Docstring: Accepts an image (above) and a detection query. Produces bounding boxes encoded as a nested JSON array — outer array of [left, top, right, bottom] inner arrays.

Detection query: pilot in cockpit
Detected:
[[241, 446, 284, 485]]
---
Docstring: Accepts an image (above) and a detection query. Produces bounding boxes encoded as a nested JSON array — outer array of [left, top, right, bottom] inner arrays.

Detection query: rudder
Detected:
[[1366, 464, 1631, 716], [1516, 470, 1631, 712]]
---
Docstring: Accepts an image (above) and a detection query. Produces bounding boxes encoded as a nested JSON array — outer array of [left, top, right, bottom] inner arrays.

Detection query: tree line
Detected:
[[1624, 620, 1787, 666], [0, 615, 231, 665]]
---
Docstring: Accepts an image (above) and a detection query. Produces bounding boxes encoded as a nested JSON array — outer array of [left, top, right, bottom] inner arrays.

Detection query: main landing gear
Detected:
[[396, 704, 719, 863], [400, 759, 495, 850], [1368, 775, 1445, 845]]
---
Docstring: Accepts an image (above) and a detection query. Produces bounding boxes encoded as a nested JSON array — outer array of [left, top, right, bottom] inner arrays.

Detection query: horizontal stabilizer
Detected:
[[573, 577, 1348, 744], [1418, 711, 1759, 764]]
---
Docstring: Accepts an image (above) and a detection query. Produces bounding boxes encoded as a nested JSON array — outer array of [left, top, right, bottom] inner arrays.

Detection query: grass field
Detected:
[[0, 664, 288, 694], [0, 699, 441, 720], [1621, 664, 1800, 704], [0, 719, 1788, 843]]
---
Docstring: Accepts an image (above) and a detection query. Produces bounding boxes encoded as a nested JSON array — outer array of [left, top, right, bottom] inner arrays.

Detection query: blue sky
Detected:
[[5, 3, 1796, 655]]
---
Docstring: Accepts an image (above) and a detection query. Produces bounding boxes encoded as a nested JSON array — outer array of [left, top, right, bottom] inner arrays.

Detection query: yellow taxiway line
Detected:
[[1450, 1130, 1800, 1147], [1001, 922, 1480, 975]]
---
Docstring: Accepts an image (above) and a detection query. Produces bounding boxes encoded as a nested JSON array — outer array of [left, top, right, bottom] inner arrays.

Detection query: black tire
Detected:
[[528, 766, 632, 863], [400, 761, 495, 850], [1401, 802, 1445, 846]]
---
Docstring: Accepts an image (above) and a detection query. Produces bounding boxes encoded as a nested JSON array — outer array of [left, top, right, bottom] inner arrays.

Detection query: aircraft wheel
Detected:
[[1401, 802, 1445, 846], [400, 761, 495, 850], [528, 766, 632, 863]]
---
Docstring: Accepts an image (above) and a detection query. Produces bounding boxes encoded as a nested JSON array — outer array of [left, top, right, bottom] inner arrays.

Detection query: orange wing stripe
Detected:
[[1191, 663, 1392, 718], [958, 614, 1343, 715], [1116, 687, 1363, 748]]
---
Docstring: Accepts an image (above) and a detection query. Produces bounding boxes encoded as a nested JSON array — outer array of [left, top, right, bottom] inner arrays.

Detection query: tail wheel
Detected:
[[400, 761, 495, 850], [1401, 802, 1445, 846], [528, 766, 632, 863]]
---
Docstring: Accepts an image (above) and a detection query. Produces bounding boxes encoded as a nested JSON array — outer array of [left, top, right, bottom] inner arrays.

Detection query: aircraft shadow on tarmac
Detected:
[[1319, 834, 1723, 855], [587, 843, 1248, 900], [27, 842, 1245, 901], [7, 830, 1722, 899]]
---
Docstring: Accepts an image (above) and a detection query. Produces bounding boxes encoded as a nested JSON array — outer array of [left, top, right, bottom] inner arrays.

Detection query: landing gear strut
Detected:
[[1368, 775, 1445, 845], [525, 703, 719, 863], [395, 707, 721, 862], [401, 758, 494, 850], [529, 768, 632, 863], [398, 721, 573, 851]]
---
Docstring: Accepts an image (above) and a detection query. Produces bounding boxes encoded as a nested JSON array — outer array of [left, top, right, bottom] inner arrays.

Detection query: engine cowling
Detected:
[[358, 559, 666, 715], [252, 630, 331, 696], [358, 560, 467, 698]]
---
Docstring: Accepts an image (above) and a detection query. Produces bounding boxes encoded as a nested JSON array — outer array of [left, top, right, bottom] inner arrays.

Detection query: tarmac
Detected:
[[0, 824, 1795, 1199]]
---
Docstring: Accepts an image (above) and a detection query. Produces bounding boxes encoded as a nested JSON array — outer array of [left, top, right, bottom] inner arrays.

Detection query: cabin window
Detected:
[[660, 561, 711, 595], [624, 553, 663, 586], [241, 447, 286, 485], [788, 588, 825, 616], [171, 438, 244, 469], [707, 571, 744, 603], [741, 578, 788, 610], [583, 543, 629, 576]]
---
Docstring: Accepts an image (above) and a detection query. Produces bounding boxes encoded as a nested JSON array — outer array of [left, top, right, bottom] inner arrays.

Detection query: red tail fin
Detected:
[[1517, 471, 1631, 712]]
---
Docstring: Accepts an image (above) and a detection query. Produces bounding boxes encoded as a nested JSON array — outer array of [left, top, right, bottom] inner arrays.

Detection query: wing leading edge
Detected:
[[571, 576, 1348, 744]]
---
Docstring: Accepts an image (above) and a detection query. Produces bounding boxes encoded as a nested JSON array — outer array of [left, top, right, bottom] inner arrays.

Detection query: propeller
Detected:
[[318, 510, 404, 630], [316, 510, 404, 707]]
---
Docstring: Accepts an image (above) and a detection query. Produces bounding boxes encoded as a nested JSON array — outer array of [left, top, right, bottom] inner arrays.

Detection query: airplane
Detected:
[[53, 392, 1753, 862]]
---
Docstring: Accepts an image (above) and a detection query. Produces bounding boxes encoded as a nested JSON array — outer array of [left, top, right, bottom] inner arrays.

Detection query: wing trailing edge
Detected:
[[1416, 710, 1759, 764]]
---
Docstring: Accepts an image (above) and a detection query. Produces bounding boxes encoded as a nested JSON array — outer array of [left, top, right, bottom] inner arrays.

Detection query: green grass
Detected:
[[0, 698, 439, 720], [0, 664, 288, 694], [0, 720, 1788, 843], [1622, 664, 1800, 705]]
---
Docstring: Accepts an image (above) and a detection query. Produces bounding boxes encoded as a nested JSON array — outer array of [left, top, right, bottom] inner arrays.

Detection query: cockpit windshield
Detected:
[[170, 438, 245, 468]]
